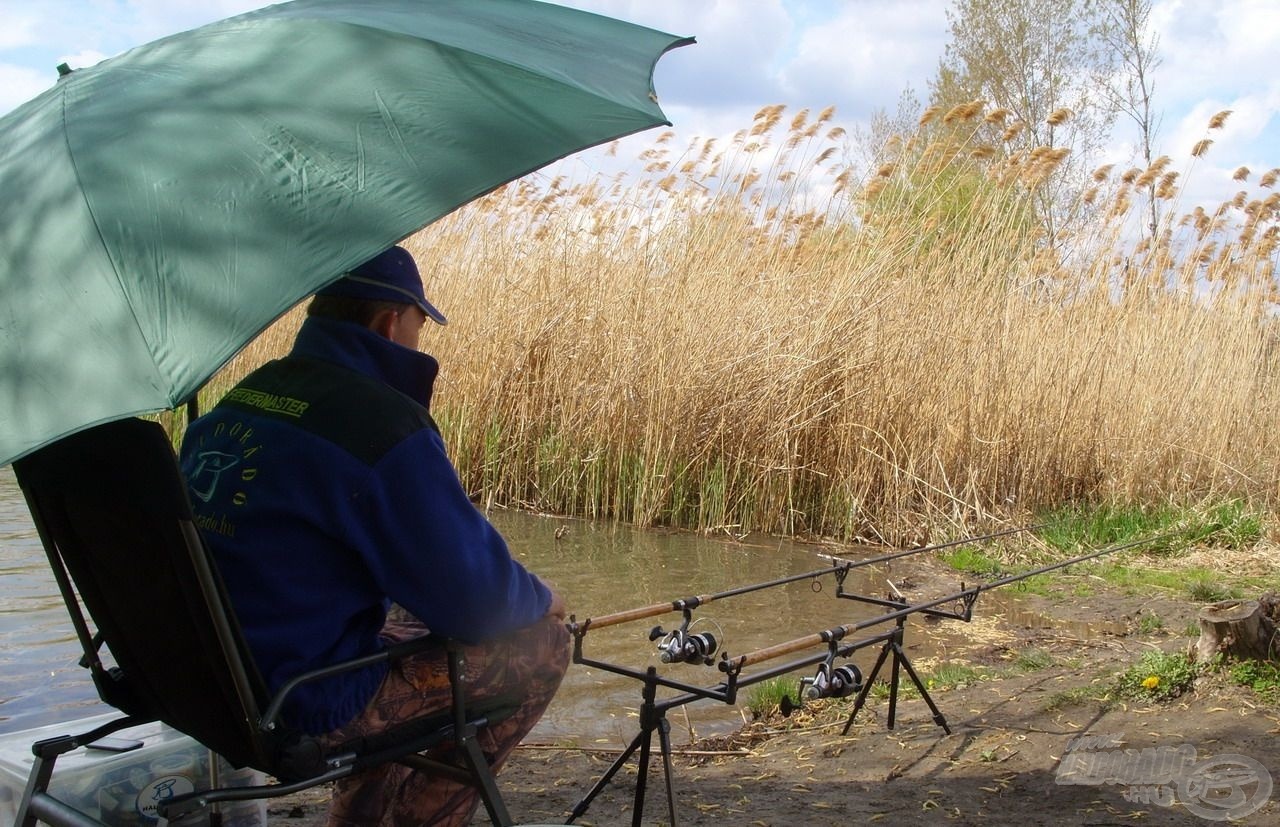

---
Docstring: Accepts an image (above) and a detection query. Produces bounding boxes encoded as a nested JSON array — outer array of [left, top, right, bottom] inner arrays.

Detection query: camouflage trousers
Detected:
[[319, 612, 569, 826]]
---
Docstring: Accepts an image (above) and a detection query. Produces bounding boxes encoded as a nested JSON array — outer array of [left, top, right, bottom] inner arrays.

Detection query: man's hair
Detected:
[[307, 294, 408, 328]]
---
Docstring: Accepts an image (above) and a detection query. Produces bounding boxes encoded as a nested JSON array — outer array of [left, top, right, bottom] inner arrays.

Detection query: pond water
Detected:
[[0, 466, 1019, 747]]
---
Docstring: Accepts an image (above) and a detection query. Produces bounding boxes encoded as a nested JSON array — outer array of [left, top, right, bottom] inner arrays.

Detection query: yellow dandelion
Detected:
[[1142, 675, 1160, 690]]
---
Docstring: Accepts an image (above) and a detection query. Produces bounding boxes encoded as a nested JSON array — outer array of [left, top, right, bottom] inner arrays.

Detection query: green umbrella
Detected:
[[0, 0, 691, 466]]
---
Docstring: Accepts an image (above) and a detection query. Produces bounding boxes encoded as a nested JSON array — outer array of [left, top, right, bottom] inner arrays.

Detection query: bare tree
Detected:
[[930, 0, 1121, 242], [1103, 0, 1162, 239], [853, 86, 923, 170]]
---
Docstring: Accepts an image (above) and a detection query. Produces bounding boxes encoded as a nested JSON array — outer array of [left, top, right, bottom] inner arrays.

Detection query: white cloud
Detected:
[[0, 63, 51, 114], [782, 0, 949, 120], [0, 8, 39, 50], [57, 49, 110, 72], [556, 0, 794, 137]]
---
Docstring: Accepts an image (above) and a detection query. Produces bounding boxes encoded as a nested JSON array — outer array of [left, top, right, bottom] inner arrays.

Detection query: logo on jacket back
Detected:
[[186, 419, 262, 537], [189, 450, 239, 502]]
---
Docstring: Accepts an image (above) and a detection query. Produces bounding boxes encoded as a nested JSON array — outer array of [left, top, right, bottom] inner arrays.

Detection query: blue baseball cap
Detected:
[[317, 246, 447, 325]]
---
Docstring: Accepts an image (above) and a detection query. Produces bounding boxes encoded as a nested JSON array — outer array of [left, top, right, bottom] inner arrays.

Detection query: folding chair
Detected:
[[12, 417, 521, 826]]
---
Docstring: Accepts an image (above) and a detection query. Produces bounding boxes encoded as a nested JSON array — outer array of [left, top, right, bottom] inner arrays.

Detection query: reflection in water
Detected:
[[0, 468, 113, 732], [0, 467, 1059, 748]]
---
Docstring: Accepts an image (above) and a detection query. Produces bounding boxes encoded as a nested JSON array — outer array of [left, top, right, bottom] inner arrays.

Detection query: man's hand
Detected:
[[544, 584, 567, 620]]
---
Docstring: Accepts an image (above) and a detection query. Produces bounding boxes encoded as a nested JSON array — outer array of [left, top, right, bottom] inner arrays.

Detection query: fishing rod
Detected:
[[718, 529, 1184, 675], [567, 522, 1046, 663]]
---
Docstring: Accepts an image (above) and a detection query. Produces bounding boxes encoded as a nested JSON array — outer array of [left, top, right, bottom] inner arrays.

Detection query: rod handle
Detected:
[[576, 601, 679, 631], [723, 628, 847, 670]]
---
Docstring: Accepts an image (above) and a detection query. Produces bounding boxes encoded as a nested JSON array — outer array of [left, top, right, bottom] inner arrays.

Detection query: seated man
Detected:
[[180, 245, 568, 826]]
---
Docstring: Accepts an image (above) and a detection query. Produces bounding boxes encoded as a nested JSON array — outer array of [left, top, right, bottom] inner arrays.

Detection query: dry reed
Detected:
[[212, 104, 1280, 544]]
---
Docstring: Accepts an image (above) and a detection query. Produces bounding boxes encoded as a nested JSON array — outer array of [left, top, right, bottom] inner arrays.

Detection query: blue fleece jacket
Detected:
[[179, 317, 551, 735]]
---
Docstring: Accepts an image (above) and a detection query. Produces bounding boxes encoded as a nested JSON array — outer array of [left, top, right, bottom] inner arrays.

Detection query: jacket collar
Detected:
[[289, 316, 439, 409]]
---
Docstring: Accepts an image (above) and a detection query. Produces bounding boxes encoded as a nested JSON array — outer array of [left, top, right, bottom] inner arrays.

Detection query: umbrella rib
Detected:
[[58, 84, 169, 397]]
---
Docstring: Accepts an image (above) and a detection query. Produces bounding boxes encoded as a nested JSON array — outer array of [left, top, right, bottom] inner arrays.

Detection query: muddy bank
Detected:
[[266, 563, 1280, 825]]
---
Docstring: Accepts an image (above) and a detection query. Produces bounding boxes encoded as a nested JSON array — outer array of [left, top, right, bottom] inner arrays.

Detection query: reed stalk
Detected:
[[211, 104, 1280, 544]]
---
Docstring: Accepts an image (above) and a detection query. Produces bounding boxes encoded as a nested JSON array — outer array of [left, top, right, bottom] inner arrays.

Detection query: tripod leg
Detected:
[[842, 638, 893, 736], [657, 717, 679, 827], [892, 643, 952, 735], [633, 719, 656, 827], [567, 730, 646, 824], [887, 637, 903, 730]]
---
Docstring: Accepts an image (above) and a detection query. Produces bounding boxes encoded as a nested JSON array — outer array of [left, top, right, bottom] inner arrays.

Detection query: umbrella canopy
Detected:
[[0, 0, 691, 466]]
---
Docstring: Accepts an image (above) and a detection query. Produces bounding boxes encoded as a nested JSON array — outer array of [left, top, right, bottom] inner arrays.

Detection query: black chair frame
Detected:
[[11, 417, 516, 826]]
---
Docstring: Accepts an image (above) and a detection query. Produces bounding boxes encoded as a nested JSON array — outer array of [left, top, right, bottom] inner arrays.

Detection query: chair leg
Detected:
[[443, 642, 514, 826], [458, 734, 512, 827], [16, 751, 57, 827], [17, 743, 106, 827]]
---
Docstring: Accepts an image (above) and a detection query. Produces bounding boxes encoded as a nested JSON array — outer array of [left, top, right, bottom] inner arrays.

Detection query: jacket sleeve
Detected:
[[345, 427, 551, 643]]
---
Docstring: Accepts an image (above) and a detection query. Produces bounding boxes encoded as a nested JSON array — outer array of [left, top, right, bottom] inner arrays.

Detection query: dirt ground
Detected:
[[266, 556, 1280, 826]]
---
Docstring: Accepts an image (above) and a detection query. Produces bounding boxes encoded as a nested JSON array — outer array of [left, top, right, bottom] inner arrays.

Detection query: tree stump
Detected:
[[1194, 595, 1279, 663]]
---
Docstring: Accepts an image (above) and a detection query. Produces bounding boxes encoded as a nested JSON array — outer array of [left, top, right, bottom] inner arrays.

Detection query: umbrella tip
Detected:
[[56, 63, 73, 78]]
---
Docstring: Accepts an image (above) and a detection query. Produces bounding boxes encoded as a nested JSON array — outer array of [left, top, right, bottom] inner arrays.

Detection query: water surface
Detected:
[[0, 466, 1014, 747]]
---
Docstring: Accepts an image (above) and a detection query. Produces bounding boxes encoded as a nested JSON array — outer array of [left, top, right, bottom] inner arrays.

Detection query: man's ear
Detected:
[[369, 308, 398, 340]]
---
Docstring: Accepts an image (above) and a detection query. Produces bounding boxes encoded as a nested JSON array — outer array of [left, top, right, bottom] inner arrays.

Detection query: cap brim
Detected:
[[420, 298, 448, 326]]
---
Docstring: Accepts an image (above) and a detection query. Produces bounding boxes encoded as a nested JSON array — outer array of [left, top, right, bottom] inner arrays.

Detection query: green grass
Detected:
[[1135, 611, 1164, 635], [935, 501, 1271, 604], [938, 545, 1007, 578], [743, 676, 797, 718], [1036, 500, 1265, 556], [1043, 686, 1110, 712], [1228, 660, 1280, 703], [1012, 648, 1055, 671], [1013, 564, 1264, 603], [1115, 651, 1199, 702], [927, 663, 985, 690], [1185, 575, 1241, 603], [1192, 500, 1265, 548]]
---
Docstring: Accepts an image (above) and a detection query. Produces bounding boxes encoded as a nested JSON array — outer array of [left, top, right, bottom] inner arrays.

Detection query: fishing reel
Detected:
[[649, 610, 721, 666], [781, 659, 863, 716]]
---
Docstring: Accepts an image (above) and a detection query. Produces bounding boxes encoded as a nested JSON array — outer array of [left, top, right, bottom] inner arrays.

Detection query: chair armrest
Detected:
[[260, 633, 448, 728]]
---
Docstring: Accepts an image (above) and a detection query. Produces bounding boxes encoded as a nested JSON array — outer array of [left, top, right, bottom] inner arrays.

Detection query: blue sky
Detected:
[[2, 0, 1277, 212]]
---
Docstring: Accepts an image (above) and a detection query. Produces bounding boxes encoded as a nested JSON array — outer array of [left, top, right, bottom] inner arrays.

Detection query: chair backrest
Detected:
[[13, 418, 268, 769]]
